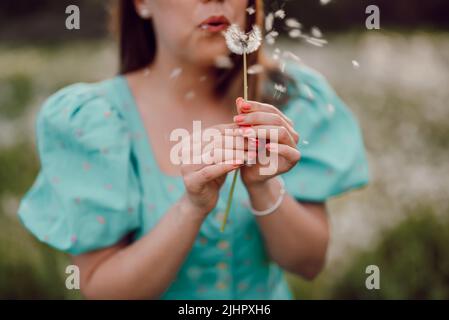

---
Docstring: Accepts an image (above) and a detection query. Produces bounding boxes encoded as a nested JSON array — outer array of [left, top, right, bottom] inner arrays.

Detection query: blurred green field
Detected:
[[0, 31, 448, 299]]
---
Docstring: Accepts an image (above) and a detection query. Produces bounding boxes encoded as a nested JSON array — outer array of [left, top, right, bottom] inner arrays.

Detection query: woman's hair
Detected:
[[111, 0, 294, 106]]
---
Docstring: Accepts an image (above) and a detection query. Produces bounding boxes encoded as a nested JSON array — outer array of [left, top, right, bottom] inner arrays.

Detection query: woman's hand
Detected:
[[233, 98, 301, 189], [180, 124, 247, 219]]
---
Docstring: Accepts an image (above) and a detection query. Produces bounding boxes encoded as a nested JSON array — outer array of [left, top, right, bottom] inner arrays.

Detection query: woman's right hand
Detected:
[[179, 123, 248, 219]]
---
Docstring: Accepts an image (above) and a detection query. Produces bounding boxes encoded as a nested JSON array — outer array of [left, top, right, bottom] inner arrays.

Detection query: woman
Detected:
[[18, 0, 370, 299]]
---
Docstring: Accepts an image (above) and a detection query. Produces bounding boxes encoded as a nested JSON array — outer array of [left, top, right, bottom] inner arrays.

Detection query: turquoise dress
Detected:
[[18, 64, 370, 299]]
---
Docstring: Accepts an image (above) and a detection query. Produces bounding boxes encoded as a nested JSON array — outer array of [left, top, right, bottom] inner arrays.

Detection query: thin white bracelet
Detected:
[[250, 176, 286, 216]]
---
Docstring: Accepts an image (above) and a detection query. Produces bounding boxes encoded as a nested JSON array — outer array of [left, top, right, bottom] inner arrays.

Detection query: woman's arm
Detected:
[[72, 125, 245, 299], [72, 195, 205, 300], [247, 178, 329, 280]]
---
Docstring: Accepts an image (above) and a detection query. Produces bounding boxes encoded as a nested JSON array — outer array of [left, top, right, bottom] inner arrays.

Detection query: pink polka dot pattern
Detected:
[[96, 216, 106, 224]]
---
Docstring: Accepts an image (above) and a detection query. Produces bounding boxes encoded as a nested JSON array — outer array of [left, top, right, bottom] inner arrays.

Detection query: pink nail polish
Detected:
[[234, 115, 246, 123]]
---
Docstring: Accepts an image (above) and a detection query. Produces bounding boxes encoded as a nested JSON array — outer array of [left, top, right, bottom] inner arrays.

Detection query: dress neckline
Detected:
[[115, 75, 183, 181]]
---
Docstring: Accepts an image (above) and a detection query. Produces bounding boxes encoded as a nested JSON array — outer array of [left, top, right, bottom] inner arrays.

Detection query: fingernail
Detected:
[[234, 115, 246, 123], [241, 103, 251, 113], [266, 143, 271, 151], [236, 97, 244, 107]]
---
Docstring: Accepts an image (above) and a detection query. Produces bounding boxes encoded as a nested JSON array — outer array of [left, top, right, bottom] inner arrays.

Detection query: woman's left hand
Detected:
[[233, 98, 301, 189]]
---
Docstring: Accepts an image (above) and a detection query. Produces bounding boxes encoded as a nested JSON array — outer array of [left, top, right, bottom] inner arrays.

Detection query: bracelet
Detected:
[[249, 176, 286, 216]]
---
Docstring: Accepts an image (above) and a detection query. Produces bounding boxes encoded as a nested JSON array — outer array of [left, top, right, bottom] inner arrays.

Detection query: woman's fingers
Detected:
[[186, 161, 242, 190], [238, 125, 297, 148], [237, 98, 294, 127], [233, 111, 299, 145], [181, 147, 253, 173], [266, 142, 301, 166]]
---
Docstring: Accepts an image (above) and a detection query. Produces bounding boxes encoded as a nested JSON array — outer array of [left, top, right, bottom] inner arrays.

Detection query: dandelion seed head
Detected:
[[352, 60, 360, 69], [224, 24, 262, 55]]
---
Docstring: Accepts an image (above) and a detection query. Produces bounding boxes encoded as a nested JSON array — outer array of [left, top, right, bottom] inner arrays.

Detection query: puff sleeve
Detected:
[[18, 83, 141, 255], [281, 65, 370, 202]]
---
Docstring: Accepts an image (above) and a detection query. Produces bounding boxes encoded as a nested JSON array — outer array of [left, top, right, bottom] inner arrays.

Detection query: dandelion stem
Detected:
[[221, 50, 248, 233]]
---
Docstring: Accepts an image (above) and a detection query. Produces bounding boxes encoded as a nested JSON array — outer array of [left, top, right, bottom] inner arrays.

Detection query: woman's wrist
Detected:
[[178, 195, 209, 224], [246, 177, 284, 212]]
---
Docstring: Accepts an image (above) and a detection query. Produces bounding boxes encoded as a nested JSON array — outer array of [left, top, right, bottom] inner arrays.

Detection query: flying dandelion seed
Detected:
[[352, 60, 360, 69], [320, 0, 332, 5], [265, 13, 274, 31], [274, 9, 286, 19], [283, 51, 302, 63], [247, 64, 265, 75], [286, 18, 302, 29], [311, 26, 323, 38], [274, 83, 287, 100], [214, 55, 234, 69], [185, 91, 196, 100], [246, 6, 256, 15], [327, 103, 335, 115], [306, 37, 328, 47], [265, 30, 279, 45], [289, 29, 302, 39], [272, 48, 281, 61], [280, 61, 286, 73], [303, 85, 315, 100], [302, 140, 310, 145], [170, 68, 182, 79]]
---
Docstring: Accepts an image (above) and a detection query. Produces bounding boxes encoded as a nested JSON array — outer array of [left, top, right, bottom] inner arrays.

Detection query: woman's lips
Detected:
[[199, 15, 230, 32]]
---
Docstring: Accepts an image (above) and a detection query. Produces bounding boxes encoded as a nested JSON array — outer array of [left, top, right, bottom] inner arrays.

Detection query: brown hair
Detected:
[[111, 0, 294, 105]]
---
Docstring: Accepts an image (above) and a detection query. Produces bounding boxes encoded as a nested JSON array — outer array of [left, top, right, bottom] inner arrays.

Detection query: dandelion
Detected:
[[221, 23, 262, 232]]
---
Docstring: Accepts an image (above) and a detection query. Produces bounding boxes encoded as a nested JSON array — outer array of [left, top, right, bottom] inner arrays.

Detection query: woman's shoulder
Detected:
[[36, 77, 130, 149], [284, 63, 333, 102]]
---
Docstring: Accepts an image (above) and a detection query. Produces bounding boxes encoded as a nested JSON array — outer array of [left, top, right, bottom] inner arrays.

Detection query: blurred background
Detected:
[[1, 0, 448, 299]]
